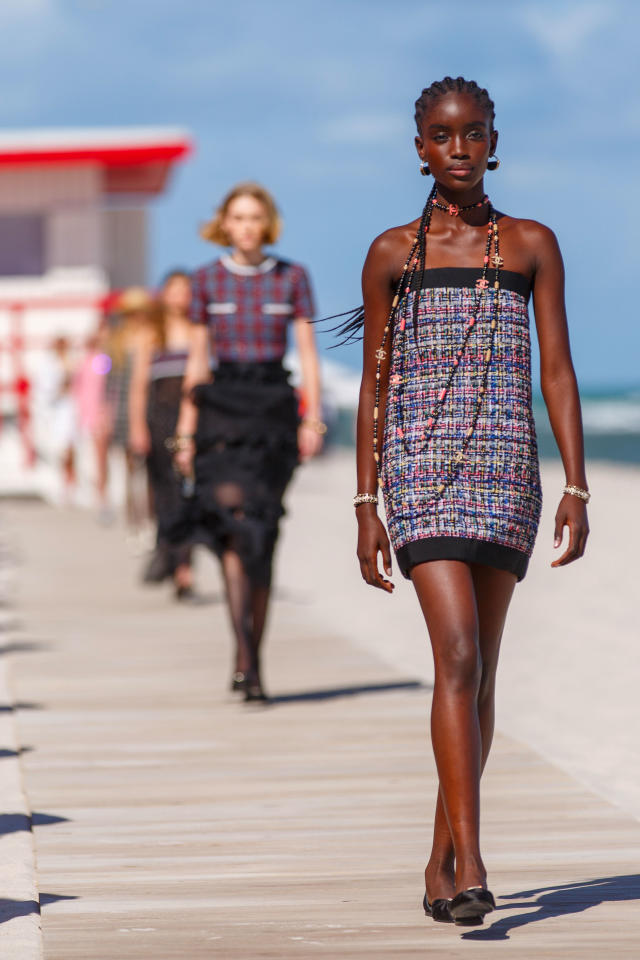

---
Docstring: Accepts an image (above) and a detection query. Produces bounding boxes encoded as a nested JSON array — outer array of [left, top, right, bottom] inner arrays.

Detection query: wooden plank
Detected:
[[4, 469, 640, 958]]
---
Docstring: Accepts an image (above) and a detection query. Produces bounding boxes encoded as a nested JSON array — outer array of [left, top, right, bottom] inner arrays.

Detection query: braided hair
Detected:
[[415, 76, 495, 132]]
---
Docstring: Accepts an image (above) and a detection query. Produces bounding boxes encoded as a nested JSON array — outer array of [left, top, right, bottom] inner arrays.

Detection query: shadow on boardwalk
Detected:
[[0, 812, 68, 836], [270, 679, 429, 705], [0, 893, 77, 925], [462, 874, 640, 940]]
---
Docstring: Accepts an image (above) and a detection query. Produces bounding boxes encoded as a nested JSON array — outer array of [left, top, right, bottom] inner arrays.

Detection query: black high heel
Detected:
[[230, 671, 246, 693], [448, 887, 495, 926], [422, 893, 453, 924]]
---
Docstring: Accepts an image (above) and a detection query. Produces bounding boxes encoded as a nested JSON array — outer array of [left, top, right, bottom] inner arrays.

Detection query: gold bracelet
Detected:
[[165, 435, 195, 453], [563, 483, 590, 503], [353, 493, 378, 507], [302, 418, 328, 436]]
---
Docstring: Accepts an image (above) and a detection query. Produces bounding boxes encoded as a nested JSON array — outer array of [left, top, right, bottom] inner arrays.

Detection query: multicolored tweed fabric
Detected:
[[381, 268, 542, 579], [191, 256, 315, 363]]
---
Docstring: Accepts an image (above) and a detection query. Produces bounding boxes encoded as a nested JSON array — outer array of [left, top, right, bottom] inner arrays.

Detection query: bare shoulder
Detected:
[[365, 219, 419, 277], [501, 214, 561, 258], [369, 219, 419, 253]]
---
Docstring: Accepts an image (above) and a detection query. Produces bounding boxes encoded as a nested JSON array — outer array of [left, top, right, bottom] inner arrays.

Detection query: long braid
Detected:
[[415, 76, 495, 132], [411, 187, 435, 361], [325, 187, 434, 348]]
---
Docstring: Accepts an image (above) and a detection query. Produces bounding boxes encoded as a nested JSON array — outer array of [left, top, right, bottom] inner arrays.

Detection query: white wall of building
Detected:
[[102, 206, 147, 290]]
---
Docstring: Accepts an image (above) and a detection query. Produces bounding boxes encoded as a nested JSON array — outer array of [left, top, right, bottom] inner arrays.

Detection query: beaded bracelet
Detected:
[[353, 493, 378, 507], [563, 484, 590, 503]]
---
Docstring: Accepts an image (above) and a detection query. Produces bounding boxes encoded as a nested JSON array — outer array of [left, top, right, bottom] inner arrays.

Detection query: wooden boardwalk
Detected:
[[4, 464, 640, 958]]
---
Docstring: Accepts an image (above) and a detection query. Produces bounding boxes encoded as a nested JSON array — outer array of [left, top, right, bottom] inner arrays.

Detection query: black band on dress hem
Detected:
[[396, 536, 529, 581]]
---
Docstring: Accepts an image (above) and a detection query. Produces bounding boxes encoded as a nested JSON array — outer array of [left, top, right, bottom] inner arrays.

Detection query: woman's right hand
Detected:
[[129, 422, 151, 457], [356, 507, 394, 593], [173, 439, 195, 477]]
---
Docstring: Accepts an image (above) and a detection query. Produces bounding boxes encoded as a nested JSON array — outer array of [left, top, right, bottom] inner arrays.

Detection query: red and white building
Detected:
[[0, 126, 191, 462]]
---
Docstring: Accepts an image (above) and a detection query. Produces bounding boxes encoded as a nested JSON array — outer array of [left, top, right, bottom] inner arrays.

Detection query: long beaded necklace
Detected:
[[372, 189, 502, 501]]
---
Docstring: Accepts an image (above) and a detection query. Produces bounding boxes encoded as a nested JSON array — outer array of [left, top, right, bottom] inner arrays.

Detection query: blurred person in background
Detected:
[[74, 320, 113, 522], [37, 335, 78, 503], [128, 270, 197, 600], [105, 288, 155, 548], [173, 182, 325, 701]]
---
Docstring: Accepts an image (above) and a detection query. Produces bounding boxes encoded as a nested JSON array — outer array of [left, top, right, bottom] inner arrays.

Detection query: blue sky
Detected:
[[1, 0, 638, 387]]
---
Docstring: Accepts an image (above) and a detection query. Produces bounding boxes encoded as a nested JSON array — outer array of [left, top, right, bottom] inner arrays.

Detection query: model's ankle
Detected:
[[455, 853, 487, 891], [426, 853, 455, 874]]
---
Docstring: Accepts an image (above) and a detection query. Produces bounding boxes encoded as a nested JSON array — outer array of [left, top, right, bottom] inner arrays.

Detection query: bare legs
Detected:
[[60, 446, 76, 503], [410, 560, 516, 899], [92, 431, 110, 512]]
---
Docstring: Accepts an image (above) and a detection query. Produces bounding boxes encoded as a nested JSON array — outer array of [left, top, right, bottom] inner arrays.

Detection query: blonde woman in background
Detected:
[[128, 271, 197, 600], [173, 182, 324, 701], [105, 288, 155, 545]]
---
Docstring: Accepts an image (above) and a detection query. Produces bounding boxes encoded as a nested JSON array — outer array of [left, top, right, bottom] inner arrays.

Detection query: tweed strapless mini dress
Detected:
[[381, 267, 542, 581]]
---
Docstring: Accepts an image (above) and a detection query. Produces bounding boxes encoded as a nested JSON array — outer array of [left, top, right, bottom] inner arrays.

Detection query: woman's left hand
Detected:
[[298, 423, 324, 462], [551, 494, 589, 567]]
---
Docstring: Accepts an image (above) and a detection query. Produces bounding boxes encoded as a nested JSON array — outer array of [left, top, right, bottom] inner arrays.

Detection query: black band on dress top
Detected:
[[409, 267, 531, 300]]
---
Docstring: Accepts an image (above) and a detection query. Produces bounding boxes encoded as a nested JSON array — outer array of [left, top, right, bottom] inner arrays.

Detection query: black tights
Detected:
[[214, 482, 275, 684], [221, 549, 271, 682]]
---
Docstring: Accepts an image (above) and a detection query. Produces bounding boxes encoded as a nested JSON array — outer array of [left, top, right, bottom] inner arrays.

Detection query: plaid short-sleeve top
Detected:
[[191, 255, 315, 363]]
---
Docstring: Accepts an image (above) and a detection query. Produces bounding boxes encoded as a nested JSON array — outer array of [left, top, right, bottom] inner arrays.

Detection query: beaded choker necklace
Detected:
[[371, 185, 502, 500], [432, 194, 489, 217]]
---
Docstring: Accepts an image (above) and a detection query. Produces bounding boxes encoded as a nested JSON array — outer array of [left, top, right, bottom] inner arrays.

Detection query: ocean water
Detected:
[[326, 376, 640, 466], [533, 388, 640, 465]]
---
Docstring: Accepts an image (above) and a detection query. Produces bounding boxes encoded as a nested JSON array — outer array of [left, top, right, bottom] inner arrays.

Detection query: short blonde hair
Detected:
[[200, 182, 281, 246]]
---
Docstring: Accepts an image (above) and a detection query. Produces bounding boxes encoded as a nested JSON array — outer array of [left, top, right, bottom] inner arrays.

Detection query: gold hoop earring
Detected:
[[419, 160, 431, 176], [487, 155, 500, 171]]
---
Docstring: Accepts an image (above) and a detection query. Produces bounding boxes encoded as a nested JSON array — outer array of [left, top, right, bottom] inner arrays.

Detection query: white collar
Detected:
[[220, 254, 277, 276]]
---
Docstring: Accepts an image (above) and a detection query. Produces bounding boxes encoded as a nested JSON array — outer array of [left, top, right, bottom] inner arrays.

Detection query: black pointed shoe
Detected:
[[448, 887, 495, 926], [422, 893, 454, 924]]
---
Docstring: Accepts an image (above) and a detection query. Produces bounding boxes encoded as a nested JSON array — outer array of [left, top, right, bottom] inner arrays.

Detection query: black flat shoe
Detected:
[[141, 546, 171, 583], [449, 887, 495, 926], [244, 679, 269, 703], [422, 893, 453, 924], [175, 585, 198, 603]]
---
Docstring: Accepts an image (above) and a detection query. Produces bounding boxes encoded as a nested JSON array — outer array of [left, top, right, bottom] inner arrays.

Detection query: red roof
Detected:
[[0, 127, 192, 194]]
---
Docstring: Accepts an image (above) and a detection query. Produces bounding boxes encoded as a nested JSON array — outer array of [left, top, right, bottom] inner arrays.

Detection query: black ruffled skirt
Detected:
[[177, 361, 299, 585]]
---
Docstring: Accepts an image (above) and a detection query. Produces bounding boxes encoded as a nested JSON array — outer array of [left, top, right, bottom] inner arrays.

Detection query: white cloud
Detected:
[[319, 113, 407, 145], [519, 0, 614, 59], [0, 0, 53, 20]]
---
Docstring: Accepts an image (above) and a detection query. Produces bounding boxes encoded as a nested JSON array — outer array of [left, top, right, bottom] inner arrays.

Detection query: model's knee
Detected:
[[434, 632, 481, 693]]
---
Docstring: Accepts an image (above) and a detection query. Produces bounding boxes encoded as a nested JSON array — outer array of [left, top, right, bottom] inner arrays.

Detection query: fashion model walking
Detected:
[[128, 271, 196, 598], [350, 77, 589, 925], [173, 182, 324, 701]]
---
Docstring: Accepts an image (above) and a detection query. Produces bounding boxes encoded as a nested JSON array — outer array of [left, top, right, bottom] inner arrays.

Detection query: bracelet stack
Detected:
[[353, 493, 378, 507], [563, 483, 590, 503]]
